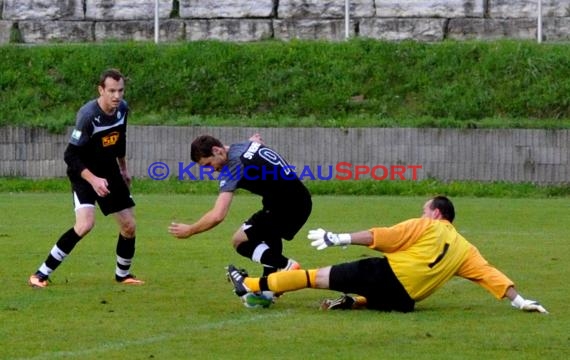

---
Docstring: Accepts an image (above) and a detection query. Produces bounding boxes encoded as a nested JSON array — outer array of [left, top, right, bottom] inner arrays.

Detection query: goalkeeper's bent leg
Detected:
[[244, 269, 318, 294]]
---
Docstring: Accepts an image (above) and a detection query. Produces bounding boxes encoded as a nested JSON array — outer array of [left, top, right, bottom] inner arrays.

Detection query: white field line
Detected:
[[16, 311, 291, 360]]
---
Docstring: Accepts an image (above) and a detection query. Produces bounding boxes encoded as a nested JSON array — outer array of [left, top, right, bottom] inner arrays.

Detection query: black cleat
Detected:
[[226, 264, 250, 297]]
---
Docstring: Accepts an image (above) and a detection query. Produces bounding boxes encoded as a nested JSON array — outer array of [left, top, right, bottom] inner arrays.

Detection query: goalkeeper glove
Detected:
[[308, 228, 351, 250], [511, 295, 548, 314]]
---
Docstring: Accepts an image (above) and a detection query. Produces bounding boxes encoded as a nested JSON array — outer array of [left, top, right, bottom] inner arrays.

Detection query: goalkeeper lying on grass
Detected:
[[227, 195, 547, 313]]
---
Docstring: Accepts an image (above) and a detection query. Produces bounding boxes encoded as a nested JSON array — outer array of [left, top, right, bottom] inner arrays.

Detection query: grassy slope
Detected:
[[2, 40, 570, 131]]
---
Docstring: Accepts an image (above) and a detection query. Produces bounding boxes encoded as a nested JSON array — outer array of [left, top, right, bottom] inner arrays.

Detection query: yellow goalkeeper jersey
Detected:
[[369, 218, 470, 301]]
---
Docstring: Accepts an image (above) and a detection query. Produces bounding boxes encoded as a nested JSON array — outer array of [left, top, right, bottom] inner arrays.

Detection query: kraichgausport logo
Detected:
[[147, 162, 422, 181]]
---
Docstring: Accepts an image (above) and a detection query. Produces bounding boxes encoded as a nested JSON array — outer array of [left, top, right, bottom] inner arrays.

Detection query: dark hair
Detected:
[[430, 195, 455, 222], [191, 135, 223, 162], [99, 69, 125, 87]]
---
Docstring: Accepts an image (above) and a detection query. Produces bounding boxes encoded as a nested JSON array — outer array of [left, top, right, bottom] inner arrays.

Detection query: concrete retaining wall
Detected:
[[1, 1, 569, 43], [1, 126, 568, 184]]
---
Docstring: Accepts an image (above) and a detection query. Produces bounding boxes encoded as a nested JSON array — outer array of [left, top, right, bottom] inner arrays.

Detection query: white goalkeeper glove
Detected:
[[308, 228, 351, 250], [511, 295, 548, 314]]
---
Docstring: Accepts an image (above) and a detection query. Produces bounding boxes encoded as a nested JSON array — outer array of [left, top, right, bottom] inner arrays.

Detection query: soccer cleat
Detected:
[[28, 273, 49, 288], [116, 274, 145, 285], [281, 259, 301, 271], [320, 294, 356, 310], [226, 264, 251, 297]]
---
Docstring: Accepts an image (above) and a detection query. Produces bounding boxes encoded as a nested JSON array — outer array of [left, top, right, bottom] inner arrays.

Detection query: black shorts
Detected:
[[70, 174, 135, 216], [329, 257, 415, 312], [243, 197, 312, 245]]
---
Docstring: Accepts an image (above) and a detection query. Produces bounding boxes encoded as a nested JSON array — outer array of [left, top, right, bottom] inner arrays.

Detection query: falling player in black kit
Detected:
[[28, 69, 143, 288], [169, 134, 312, 279]]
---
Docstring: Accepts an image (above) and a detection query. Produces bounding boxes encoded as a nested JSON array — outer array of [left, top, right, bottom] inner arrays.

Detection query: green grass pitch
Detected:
[[0, 193, 568, 359]]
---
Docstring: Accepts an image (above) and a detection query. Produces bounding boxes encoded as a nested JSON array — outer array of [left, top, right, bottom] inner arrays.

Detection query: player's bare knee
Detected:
[[121, 221, 136, 239], [231, 236, 246, 249], [315, 267, 332, 289], [74, 221, 94, 237]]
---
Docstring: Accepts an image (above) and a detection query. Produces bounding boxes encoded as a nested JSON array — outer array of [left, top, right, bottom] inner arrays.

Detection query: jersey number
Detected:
[[258, 148, 292, 175], [428, 243, 449, 268]]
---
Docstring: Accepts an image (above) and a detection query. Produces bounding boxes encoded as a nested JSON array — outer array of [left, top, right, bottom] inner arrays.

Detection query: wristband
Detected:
[[510, 295, 525, 309], [338, 233, 351, 245]]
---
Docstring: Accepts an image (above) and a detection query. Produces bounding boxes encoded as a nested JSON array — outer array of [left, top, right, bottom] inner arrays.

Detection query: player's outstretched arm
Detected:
[[506, 286, 548, 314], [168, 192, 234, 239], [308, 229, 373, 250]]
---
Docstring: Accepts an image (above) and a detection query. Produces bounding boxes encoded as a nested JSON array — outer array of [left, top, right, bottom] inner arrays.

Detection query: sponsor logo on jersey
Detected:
[[102, 131, 120, 147]]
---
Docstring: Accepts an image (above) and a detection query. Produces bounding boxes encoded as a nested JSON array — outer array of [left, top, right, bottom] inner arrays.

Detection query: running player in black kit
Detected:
[[169, 134, 312, 277], [28, 69, 143, 288]]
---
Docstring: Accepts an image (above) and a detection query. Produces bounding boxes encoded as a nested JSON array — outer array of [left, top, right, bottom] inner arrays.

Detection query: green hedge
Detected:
[[1, 177, 568, 197], [1, 39, 570, 131]]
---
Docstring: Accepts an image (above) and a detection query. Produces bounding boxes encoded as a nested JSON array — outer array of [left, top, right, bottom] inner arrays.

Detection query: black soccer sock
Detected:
[[236, 241, 288, 269], [236, 241, 258, 258], [262, 265, 278, 277], [259, 239, 288, 272], [39, 227, 82, 277], [259, 277, 270, 292], [115, 234, 136, 279], [259, 250, 288, 270], [237, 241, 276, 276]]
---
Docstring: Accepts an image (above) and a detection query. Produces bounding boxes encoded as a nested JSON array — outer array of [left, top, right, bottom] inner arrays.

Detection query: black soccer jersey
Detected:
[[219, 141, 310, 210], [64, 99, 128, 179]]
